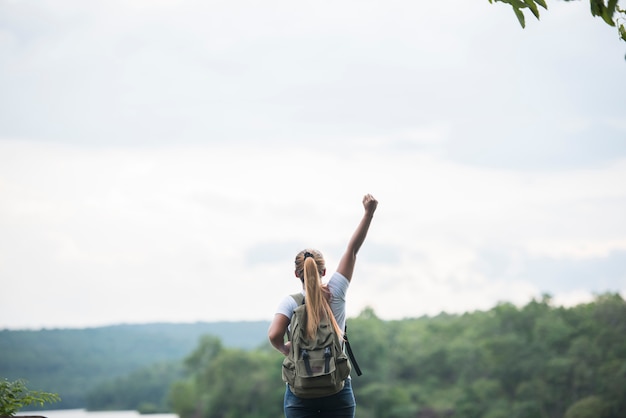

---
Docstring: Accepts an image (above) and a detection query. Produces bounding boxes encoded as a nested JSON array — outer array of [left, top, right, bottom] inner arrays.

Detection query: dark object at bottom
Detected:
[[2, 415, 48, 418]]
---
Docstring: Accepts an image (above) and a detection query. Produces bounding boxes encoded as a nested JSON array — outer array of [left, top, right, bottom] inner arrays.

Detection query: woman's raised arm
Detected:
[[336, 194, 378, 282]]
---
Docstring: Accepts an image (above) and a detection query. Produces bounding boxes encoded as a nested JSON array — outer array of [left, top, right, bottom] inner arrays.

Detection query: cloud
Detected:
[[444, 120, 626, 171], [5, 139, 625, 328], [1, 0, 625, 328], [1, 0, 624, 159], [516, 250, 626, 293], [244, 241, 305, 267]]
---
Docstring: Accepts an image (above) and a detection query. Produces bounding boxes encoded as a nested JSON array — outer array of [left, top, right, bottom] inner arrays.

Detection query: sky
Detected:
[[1, 0, 625, 330]]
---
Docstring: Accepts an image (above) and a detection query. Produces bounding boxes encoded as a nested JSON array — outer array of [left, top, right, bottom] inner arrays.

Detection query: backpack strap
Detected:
[[290, 293, 305, 306], [286, 293, 305, 342], [344, 324, 362, 376]]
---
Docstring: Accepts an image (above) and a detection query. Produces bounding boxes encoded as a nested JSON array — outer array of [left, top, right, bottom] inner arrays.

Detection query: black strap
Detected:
[[302, 349, 313, 376], [344, 325, 362, 376], [324, 346, 332, 373]]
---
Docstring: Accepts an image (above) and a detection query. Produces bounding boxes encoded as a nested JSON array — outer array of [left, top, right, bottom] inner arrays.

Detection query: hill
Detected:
[[0, 321, 271, 410]]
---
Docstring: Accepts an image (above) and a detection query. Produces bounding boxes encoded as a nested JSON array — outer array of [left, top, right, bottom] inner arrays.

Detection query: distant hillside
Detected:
[[0, 321, 270, 409]]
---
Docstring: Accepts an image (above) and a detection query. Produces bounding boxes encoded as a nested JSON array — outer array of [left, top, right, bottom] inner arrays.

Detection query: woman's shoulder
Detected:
[[275, 292, 303, 318], [328, 271, 349, 287], [327, 271, 349, 298]]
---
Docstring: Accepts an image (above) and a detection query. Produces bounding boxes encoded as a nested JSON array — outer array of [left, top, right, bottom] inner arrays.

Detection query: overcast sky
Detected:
[[1, 0, 625, 330]]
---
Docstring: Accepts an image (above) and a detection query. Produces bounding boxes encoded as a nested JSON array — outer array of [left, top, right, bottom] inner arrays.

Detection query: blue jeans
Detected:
[[284, 378, 356, 418]]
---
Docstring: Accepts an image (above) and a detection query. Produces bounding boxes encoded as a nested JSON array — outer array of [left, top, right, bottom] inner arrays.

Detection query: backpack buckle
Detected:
[[302, 349, 313, 376]]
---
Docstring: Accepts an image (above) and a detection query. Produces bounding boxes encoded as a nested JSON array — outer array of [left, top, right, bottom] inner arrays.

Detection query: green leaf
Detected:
[[607, 0, 618, 17], [0, 379, 60, 416], [600, 12, 616, 25], [619, 23, 626, 41], [509, 0, 528, 8], [590, 0, 604, 17], [523, 0, 541, 19], [535, 0, 548, 10], [513, 6, 526, 27], [602, 0, 618, 25]]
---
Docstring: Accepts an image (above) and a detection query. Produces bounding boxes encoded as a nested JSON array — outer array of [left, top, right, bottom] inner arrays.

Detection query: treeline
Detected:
[[86, 361, 184, 414], [0, 321, 270, 410], [167, 293, 626, 418], [4, 294, 626, 417]]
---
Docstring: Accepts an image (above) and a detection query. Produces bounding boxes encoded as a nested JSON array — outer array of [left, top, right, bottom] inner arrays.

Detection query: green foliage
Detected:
[[0, 378, 60, 417], [167, 292, 626, 418], [564, 395, 610, 418], [0, 321, 270, 410], [168, 379, 198, 418], [489, 0, 548, 28], [490, 0, 626, 43], [170, 336, 284, 418], [86, 361, 184, 412], [4, 294, 626, 417]]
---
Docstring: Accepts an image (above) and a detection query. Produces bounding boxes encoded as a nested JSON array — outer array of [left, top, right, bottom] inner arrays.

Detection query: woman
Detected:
[[268, 193, 378, 418]]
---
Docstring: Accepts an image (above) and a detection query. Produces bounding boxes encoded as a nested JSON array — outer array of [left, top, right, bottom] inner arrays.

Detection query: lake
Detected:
[[16, 410, 178, 418]]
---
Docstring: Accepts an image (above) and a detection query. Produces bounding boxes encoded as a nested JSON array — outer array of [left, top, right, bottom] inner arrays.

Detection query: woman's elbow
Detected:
[[268, 327, 283, 346], [268, 315, 288, 347]]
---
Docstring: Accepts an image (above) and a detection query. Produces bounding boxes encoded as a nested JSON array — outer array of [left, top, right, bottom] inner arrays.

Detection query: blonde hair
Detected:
[[295, 249, 343, 340]]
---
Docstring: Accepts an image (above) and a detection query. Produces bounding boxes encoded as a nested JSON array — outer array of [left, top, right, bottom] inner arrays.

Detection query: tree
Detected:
[[169, 335, 285, 418], [162, 294, 626, 418], [564, 396, 610, 418], [490, 0, 626, 42], [85, 361, 183, 413], [200, 349, 284, 418], [0, 379, 60, 417]]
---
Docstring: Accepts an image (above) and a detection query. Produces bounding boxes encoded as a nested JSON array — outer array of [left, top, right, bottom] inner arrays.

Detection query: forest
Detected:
[[0, 321, 270, 410], [2, 293, 626, 418], [168, 293, 626, 418]]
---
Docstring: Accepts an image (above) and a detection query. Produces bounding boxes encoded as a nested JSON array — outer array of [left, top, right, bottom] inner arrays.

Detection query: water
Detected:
[[16, 410, 178, 418]]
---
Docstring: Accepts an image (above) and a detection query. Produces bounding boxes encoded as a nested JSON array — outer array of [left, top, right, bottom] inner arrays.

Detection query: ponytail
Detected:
[[301, 254, 343, 340]]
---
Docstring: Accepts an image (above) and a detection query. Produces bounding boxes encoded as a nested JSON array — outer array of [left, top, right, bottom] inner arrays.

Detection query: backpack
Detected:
[[281, 293, 352, 398]]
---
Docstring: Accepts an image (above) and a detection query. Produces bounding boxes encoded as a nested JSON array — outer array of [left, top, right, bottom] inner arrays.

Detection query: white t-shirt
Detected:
[[275, 271, 350, 332]]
